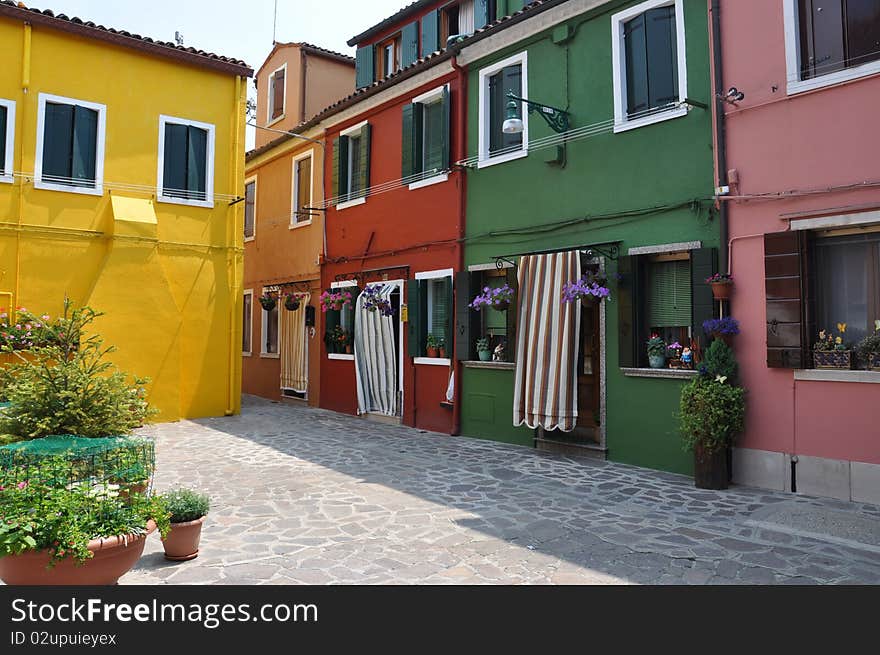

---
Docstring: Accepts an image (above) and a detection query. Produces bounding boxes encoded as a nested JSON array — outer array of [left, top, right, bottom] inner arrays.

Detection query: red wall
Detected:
[[353, 0, 450, 50], [319, 70, 465, 434]]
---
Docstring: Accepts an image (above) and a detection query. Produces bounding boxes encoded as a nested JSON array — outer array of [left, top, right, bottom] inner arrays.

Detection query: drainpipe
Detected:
[[450, 56, 466, 437], [226, 75, 245, 416], [300, 48, 308, 124], [710, 0, 729, 273], [15, 23, 31, 310]]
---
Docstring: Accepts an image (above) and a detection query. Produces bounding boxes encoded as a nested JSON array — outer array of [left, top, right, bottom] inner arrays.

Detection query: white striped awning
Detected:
[[513, 251, 582, 432]]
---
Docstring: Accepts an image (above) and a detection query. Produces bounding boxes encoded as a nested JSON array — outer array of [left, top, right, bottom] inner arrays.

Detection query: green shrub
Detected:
[[679, 377, 746, 453], [855, 327, 880, 366], [161, 488, 210, 523], [697, 339, 738, 383], [0, 299, 158, 440]]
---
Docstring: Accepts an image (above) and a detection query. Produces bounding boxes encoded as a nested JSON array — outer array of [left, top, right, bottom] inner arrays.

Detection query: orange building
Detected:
[[242, 44, 355, 404]]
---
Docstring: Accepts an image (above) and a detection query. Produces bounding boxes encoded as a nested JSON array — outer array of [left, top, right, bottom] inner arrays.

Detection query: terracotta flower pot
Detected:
[[161, 516, 205, 562], [0, 521, 156, 586], [492, 300, 510, 312], [438, 347, 447, 358], [710, 282, 732, 301], [426, 346, 439, 358]]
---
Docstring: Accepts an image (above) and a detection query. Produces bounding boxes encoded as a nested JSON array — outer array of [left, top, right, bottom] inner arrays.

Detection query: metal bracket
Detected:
[[582, 244, 620, 261], [493, 256, 517, 270], [506, 92, 571, 133]]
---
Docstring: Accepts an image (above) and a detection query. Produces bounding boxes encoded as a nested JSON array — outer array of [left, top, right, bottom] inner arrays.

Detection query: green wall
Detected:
[[461, 0, 715, 475]]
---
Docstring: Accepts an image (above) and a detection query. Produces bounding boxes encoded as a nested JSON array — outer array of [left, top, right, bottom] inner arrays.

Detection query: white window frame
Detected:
[[267, 63, 287, 127], [783, 0, 880, 95], [260, 288, 280, 359], [34, 93, 106, 196], [409, 84, 451, 190], [291, 149, 315, 228], [244, 175, 257, 242], [328, 279, 357, 361], [414, 268, 453, 365], [611, 0, 688, 134], [0, 99, 14, 185], [242, 289, 254, 356], [157, 114, 216, 209], [478, 51, 528, 169], [337, 121, 369, 211]]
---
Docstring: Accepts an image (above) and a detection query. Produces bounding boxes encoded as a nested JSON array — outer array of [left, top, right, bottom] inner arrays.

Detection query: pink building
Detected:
[[719, 0, 880, 502]]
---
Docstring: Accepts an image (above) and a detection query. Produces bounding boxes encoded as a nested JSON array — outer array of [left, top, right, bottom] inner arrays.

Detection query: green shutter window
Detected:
[[475, 0, 491, 29], [624, 14, 649, 117], [0, 105, 7, 175], [645, 6, 678, 109], [402, 103, 422, 179], [355, 45, 375, 89], [331, 136, 342, 200], [186, 126, 208, 200], [648, 260, 692, 328], [617, 255, 637, 368], [428, 277, 450, 342], [71, 105, 97, 186], [421, 10, 439, 57], [407, 278, 425, 357], [163, 123, 208, 201], [359, 124, 371, 199], [401, 21, 420, 67], [163, 123, 188, 197], [690, 247, 717, 350], [488, 65, 522, 155], [422, 100, 444, 175], [440, 86, 450, 170], [42, 102, 74, 185]]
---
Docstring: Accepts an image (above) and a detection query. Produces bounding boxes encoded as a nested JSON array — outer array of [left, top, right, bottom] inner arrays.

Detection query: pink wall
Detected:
[[720, 0, 880, 464]]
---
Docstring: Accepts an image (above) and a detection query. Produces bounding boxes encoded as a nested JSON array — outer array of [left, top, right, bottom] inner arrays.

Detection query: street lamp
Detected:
[[501, 91, 571, 135]]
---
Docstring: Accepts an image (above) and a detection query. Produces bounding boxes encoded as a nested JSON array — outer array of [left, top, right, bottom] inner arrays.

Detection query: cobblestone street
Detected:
[[124, 396, 880, 585]]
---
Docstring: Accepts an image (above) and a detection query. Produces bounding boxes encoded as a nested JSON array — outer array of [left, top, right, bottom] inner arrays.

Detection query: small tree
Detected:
[[697, 339, 739, 383], [679, 377, 746, 453], [0, 299, 158, 440]]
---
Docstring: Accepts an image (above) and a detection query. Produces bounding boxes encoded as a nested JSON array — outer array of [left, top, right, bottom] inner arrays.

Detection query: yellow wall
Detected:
[[0, 18, 247, 421]]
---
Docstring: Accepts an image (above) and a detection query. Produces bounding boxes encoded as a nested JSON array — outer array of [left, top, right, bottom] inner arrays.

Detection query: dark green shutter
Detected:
[[355, 45, 375, 89], [402, 20, 419, 67], [187, 125, 207, 200], [454, 271, 474, 361], [690, 248, 717, 350], [445, 275, 455, 353], [645, 6, 678, 109], [765, 232, 807, 368], [648, 260, 691, 327], [331, 136, 341, 200], [43, 102, 74, 183], [475, 0, 491, 29], [401, 103, 416, 179], [421, 10, 439, 57], [335, 136, 349, 201], [505, 266, 518, 363], [163, 123, 187, 196], [359, 124, 371, 199], [0, 106, 7, 175], [71, 105, 97, 186], [407, 278, 425, 357], [624, 14, 649, 117], [617, 255, 637, 368], [440, 86, 450, 170], [324, 287, 340, 352]]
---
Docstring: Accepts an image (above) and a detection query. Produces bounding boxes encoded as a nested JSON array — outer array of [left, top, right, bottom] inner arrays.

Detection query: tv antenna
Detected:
[[174, 31, 184, 46]]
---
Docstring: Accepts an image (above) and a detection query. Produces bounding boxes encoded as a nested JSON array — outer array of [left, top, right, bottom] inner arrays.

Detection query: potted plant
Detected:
[[702, 316, 740, 346], [476, 337, 492, 362], [159, 488, 210, 562], [469, 284, 515, 312], [855, 321, 880, 371], [283, 292, 302, 311], [319, 289, 352, 313], [813, 323, 852, 369], [666, 341, 684, 368], [679, 374, 746, 490], [437, 339, 447, 359], [426, 334, 440, 358], [561, 271, 611, 305], [646, 334, 667, 369], [258, 291, 277, 311], [706, 273, 733, 300], [362, 285, 394, 316]]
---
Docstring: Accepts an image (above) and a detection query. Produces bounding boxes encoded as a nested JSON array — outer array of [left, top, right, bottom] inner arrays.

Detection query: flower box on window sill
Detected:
[[813, 350, 853, 370]]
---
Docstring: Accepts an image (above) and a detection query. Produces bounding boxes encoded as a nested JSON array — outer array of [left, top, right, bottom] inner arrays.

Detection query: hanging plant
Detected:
[[361, 285, 394, 316], [469, 284, 515, 312], [319, 289, 352, 313], [258, 292, 277, 311], [561, 271, 610, 305], [283, 292, 303, 311]]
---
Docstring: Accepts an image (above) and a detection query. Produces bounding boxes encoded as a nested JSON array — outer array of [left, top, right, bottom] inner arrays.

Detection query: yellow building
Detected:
[[0, 4, 253, 420]]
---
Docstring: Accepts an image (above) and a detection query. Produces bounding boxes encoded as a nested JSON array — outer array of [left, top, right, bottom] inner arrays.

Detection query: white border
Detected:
[[291, 148, 315, 227], [414, 357, 452, 366], [628, 240, 701, 255], [260, 287, 281, 359], [34, 93, 106, 196], [415, 267, 454, 280], [0, 99, 14, 184], [242, 289, 253, 356], [409, 173, 449, 191], [157, 114, 216, 209], [340, 120, 369, 138], [266, 63, 288, 127], [328, 353, 354, 361], [244, 175, 257, 242], [412, 83, 448, 106], [415, 269, 453, 362], [783, 0, 880, 95], [336, 197, 366, 211], [478, 50, 529, 168], [410, 84, 451, 190], [790, 209, 880, 232], [611, 0, 688, 133], [331, 279, 358, 289]]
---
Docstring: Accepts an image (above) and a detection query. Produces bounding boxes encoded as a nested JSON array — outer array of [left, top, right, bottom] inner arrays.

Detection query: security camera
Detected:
[[727, 87, 745, 102]]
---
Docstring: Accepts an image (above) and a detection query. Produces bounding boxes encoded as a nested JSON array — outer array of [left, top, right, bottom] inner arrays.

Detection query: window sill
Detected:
[[260, 352, 280, 359], [158, 194, 214, 209], [476, 148, 528, 169], [328, 353, 354, 361], [413, 357, 450, 366], [787, 61, 880, 96], [462, 360, 515, 371], [613, 106, 688, 134], [289, 220, 313, 230], [336, 197, 366, 211], [244, 235, 255, 242], [266, 113, 286, 128], [0, 176, 13, 185], [620, 367, 698, 380], [794, 370, 880, 384], [408, 173, 448, 191], [34, 180, 103, 196], [242, 352, 252, 357]]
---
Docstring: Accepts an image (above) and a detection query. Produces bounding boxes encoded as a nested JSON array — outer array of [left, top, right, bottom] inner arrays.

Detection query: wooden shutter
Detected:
[[272, 69, 285, 119], [163, 122, 188, 196], [845, 0, 880, 69], [359, 124, 371, 199], [799, 0, 845, 79], [333, 136, 349, 202], [401, 103, 415, 179], [440, 86, 450, 170], [765, 231, 808, 368], [43, 102, 74, 182], [445, 276, 455, 352], [624, 14, 649, 117], [331, 136, 340, 200], [645, 6, 678, 109], [475, 0, 492, 29], [506, 266, 518, 363], [617, 255, 637, 367], [421, 10, 439, 57], [407, 278, 425, 357], [690, 247, 717, 349], [244, 181, 255, 238], [401, 20, 419, 67], [0, 106, 7, 175], [454, 271, 474, 361], [355, 45, 375, 89], [186, 125, 207, 200]]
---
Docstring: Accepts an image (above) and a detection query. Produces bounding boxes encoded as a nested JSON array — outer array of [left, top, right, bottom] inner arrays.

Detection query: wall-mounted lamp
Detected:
[[502, 91, 571, 135], [717, 87, 745, 105]]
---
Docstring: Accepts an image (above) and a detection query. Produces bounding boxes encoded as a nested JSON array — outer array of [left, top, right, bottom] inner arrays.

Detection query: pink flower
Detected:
[[17, 481, 27, 490]]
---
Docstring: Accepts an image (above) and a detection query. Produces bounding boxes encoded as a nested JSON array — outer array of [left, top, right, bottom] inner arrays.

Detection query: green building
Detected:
[[454, 0, 719, 475]]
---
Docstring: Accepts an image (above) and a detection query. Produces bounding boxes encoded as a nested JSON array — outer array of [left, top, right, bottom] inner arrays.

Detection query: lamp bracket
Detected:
[[493, 256, 518, 270], [506, 92, 570, 133]]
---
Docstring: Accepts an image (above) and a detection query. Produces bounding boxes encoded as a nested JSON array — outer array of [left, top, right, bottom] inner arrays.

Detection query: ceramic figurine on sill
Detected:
[[681, 347, 693, 369], [493, 342, 506, 362]]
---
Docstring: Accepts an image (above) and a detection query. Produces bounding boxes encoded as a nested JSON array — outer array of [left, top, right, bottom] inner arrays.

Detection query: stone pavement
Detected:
[[123, 395, 880, 585]]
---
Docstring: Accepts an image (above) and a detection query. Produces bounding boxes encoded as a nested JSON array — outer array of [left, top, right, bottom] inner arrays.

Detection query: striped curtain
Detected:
[[354, 284, 398, 416], [280, 293, 310, 393], [513, 252, 582, 431]]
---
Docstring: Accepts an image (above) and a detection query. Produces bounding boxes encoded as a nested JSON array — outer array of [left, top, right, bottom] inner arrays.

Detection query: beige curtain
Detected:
[[513, 252, 581, 431], [280, 292, 310, 393]]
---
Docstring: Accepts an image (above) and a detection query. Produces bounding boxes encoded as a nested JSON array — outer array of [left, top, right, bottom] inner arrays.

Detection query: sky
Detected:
[[32, 0, 412, 147]]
